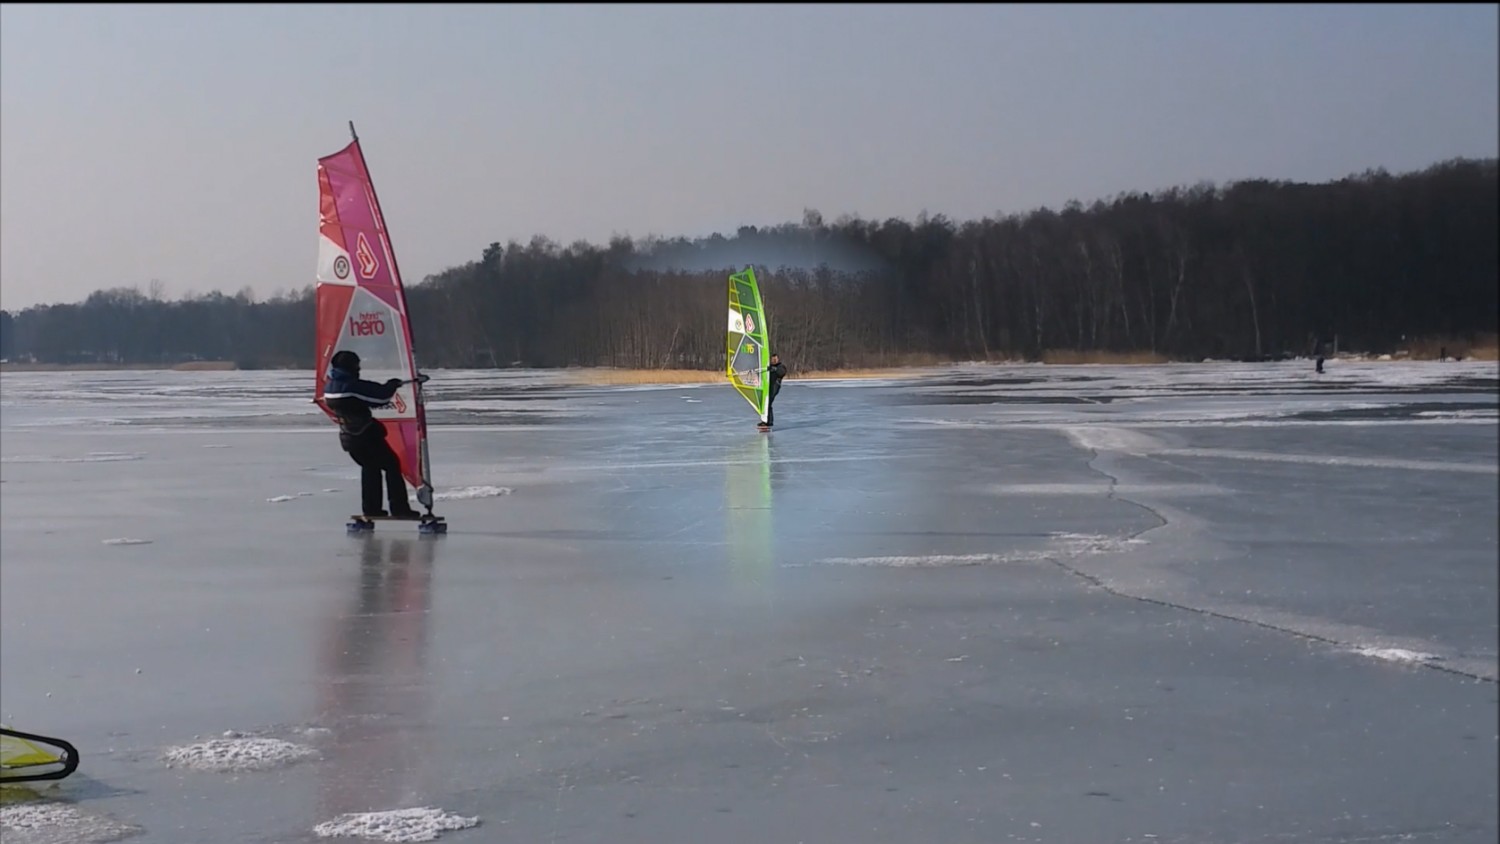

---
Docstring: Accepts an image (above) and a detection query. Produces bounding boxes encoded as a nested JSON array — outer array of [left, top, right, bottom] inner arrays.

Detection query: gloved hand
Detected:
[[385, 378, 404, 389], [415, 373, 431, 384]]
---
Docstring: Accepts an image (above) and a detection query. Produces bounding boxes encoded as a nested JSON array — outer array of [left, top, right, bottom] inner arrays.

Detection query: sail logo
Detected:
[[332, 255, 351, 280], [355, 233, 379, 278], [391, 392, 407, 413], [348, 311, 388, 337]]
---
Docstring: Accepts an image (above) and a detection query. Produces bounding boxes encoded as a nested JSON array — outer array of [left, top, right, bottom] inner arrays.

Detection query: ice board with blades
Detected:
[[347, 514, 448, 534]]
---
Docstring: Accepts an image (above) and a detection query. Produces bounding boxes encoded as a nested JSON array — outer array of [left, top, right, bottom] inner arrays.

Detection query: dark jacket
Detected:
[[767, 361, 787, 399], [324, 366, 402, 443]]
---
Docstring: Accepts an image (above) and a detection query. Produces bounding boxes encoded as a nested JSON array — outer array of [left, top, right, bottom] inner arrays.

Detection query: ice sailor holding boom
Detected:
[[323, 349, 427, 517], [757, 353, 787, 429]]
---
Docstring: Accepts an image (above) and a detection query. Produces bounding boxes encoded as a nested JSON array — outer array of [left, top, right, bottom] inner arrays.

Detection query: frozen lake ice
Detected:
[[1, 360, 1496, 843]]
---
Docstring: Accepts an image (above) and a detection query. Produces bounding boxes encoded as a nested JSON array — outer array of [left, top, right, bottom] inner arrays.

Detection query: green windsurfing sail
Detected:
[[726, 266, 771, 423], [0, 726, 79, 784]]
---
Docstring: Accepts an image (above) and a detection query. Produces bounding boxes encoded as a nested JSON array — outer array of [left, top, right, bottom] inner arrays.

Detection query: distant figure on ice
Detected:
[[324, 350, 420, 518], [1314, 340, 1325, 374], [760, 353, 787, 429]]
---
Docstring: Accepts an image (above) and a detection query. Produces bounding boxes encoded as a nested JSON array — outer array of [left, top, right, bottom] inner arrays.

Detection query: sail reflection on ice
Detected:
[[315, 537, 437, 818], [724, 436, 774, 596]]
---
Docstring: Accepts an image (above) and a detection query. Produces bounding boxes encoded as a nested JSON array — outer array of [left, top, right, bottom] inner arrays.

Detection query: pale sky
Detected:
[[1, 3, 1496, 310]]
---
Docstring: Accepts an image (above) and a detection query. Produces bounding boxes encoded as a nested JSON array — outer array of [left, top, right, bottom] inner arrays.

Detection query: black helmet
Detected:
[[331, 350, 361, 372]]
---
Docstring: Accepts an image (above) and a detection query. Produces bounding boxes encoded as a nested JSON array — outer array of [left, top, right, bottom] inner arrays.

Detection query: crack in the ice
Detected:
[[1087, 446, 1170, 540], [1068, 446, 1496, 685]]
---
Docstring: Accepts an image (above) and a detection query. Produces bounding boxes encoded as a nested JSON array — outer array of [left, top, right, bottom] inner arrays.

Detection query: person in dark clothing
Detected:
[[762, 353, 787, 428], [323, 350, 421, 517]]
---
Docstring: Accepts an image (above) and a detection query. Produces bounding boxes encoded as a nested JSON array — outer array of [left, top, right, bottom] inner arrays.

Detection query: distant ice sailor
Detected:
[[761, 353, 787, 428], [323, 350, 421, 517]]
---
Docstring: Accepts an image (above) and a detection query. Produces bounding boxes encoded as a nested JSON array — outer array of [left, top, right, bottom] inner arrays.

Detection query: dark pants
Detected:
[[766, 386, 780, 426], [343, 433, 411, 515]]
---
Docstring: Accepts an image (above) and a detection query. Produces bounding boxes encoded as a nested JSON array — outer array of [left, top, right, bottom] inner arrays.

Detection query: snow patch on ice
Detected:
[[1353, 647, 1442, 664], [162, 736, 320, 772], [433, 485, 511, 501], [1414, 408, 1498, 419], [267, 492, 317, 503], [0, 802, 142, 844], [313, 807, 480, 842], [101, 538, 152, 546]]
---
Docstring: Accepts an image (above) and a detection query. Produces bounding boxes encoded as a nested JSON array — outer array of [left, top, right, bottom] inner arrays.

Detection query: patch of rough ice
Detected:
[[433, 485, 511, 501], [1049, 532, 1149, 555], [804, 533, 1144, 568], [813, 553, 1038, 568], [1154, 447, 1498, 475], [201, 444, 231, 449], [984, 482, 1225, 497], [101, 538, 152, 546], [162, 736, 320, 772], [0, 802, 142, 844], [1, 452, 144, 464], [1354, 647, 1442, 664], [313, 807, 480, 842], [1062, 426, 1164, 455]]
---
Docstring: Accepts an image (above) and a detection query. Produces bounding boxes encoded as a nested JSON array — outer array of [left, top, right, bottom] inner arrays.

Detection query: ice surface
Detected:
[[0, 361, 1495, 843]]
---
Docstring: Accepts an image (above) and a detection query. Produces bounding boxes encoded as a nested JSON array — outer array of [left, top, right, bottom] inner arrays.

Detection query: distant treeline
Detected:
[[2, 158, 1495, 370]]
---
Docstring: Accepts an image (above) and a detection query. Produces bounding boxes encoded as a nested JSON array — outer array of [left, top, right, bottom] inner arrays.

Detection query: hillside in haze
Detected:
[[2, 158, 1495, 370]]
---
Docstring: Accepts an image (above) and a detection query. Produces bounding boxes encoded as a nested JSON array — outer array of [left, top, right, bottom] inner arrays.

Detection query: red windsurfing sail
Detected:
[[313, 123, 435, 511]]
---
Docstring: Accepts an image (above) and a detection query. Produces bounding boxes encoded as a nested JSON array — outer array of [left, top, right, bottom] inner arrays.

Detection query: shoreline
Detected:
[[2, 351, 1491, 379], [0, 360, 242, 373]]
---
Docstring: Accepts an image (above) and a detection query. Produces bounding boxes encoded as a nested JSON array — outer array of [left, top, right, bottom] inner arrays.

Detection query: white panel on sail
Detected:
[[317, 235, 356, 286], [728, 308, 745, 335], [333, 287, 416, 420]]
